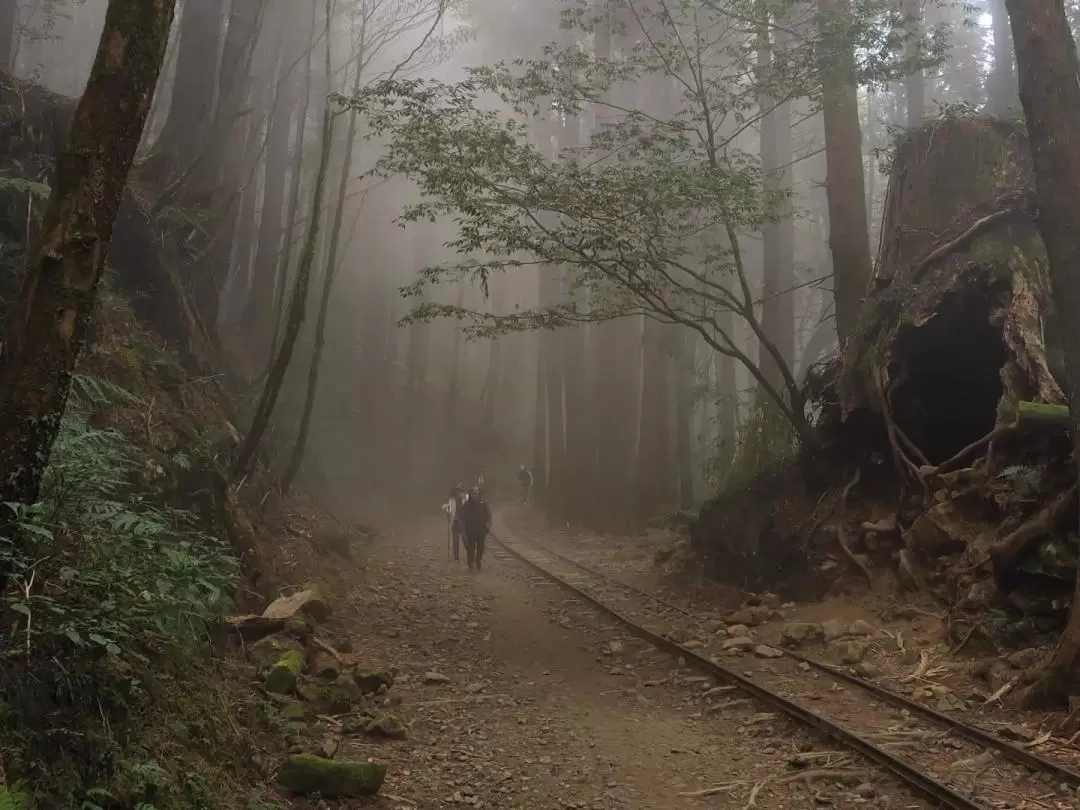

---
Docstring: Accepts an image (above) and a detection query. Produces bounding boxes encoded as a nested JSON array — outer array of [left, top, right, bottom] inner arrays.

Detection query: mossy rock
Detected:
[[362, 711, 407, 740], [279, 700, 310, 721], [353, 667, 394, 694], [310, 651, 341, 681], [250, 635, 305, 673], [277, 754, 386, 797], [265, 649, 305, 694], [298, 674, 362, 714]]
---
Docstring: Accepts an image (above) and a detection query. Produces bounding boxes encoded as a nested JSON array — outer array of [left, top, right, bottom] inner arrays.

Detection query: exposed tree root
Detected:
[[990, 485, 1077, 582], [910, 188, 1037, 284]]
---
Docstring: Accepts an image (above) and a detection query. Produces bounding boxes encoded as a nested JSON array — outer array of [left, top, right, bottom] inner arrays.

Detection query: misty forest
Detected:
[[9, 0, 1080, 806]]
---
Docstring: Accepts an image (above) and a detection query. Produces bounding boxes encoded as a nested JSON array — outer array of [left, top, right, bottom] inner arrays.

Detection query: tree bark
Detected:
[[0, 0, 15, 73], [817, 0, 873, 343], [0, 0, 177, 508], [154, 0, 224, 173], [1004, 0, 1080, 707], [232, 2, 334, 482]]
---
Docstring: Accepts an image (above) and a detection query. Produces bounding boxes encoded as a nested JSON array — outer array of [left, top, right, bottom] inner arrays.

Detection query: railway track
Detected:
[[490, 527, 1080, 810]]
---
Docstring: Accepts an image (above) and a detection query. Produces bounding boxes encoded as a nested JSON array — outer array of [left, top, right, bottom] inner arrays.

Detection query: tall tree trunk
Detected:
[[241, 50, 293, 359], [543, 269, 566, 514], [715, 309, 738, 478], [154, 0, 224, 172], [1004, 0, 1080, 708], [0, 0, 177, 508], [272, 7, 316, 354], [0, 0, 15, 72], [674, 330, 695, 511], [634, 320, 672, 525], [817, 0, 873, 343], [903, 0, 925, 127], [757, 15, 796, 396], [196, 0, 265, 191], [281, 60, 363, 492], [446, 282, 465, 426], [533, 299, 549, 504], [480, 275, 504, 434], [989, 0, 1020, 116], [232, 0, 334, 482]]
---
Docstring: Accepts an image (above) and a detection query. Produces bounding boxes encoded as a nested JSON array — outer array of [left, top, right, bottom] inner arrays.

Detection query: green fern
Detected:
[[0, 172, 51, 200], [68, 373, 140, 409]]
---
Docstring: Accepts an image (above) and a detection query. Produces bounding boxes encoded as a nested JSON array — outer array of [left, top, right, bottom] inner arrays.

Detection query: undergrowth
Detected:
[[704, 397, 796, 493], [0, 376, 246, 808]]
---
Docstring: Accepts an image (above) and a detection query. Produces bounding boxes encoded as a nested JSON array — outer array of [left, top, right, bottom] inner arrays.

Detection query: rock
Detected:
[[721, 636, 755, 651], [781, 622, 824, 647], [250, 635, 305, 672], [727, 624, 751, 638], [263, 587, 331, 623], [704, 620, 726, 635], [849, 619, 875, 637], [998, 723, 1038, 743], [424, 671, 450, 684], [829, 639, 869, 665], [727, 606, 770, 626], [354, 667, 395, 694], [822, 619, 850, 642], [281, 704, 309, 726], [853, 662, 879, 679], [362, 711, 408, 739], [219, 614, 286, 642], [299, 675, 363, 714], [854, 782, 875, 799], [310, 651, 341, 681], [904, 502, 967, 559], [935, 693, 967, 713], [607, 640, 625, 655], [682, 639, 704, 650], [1007, 648, 1041, 670], [265, 649, 305, 694], [754, 645, 784, 659], [276, 753, 387, 797]]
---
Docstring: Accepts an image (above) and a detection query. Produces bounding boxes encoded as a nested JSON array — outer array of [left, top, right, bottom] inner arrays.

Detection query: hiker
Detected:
[[461, 486, 492, 571], [442, 483, 468, 562], [476, 470, 486, 492], [518, 464, 533, 503]]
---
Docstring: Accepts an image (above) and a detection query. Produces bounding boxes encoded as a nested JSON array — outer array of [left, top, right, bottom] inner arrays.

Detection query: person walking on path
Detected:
[[460, 486, 492, 571], [518, 465, 533, 503], [442, 483, 468, 562]]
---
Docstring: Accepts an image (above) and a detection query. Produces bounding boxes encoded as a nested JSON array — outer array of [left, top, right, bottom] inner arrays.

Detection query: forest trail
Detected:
[[333, 511, 827, 810]]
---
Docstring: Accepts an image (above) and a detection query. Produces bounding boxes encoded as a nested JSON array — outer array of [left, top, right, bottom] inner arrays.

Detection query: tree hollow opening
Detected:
[[890, 287, 1008, 465]]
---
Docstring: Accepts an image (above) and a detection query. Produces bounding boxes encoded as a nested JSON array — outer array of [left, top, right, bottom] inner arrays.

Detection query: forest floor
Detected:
[[291, 505, 942, 810]]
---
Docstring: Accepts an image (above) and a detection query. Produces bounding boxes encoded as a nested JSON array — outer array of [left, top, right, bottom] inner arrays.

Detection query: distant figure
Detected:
[[518, 464, 534, 503], [460, 486, 492, 571], [442, 483, 468, 562], [477, 470, 486, 492]]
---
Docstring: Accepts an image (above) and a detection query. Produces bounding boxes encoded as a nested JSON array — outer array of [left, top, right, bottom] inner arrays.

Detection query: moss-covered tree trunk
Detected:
[[829, 115, 1061, 477], [1005, 0, 1080, 708], [0, 0, 178, 509]]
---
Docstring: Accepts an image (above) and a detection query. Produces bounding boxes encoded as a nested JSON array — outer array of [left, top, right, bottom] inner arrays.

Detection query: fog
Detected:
[[3, 0, 1032, 529]]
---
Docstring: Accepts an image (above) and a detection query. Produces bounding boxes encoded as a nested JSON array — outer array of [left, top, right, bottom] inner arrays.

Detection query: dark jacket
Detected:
[[461, 495, 492, 538]]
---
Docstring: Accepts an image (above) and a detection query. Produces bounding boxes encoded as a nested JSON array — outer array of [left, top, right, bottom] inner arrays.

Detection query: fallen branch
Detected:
[[678, 780, 749, 798], [777, 768, 869, 787], [931, 424, 1014, 476], [312, 636, 345, 664]]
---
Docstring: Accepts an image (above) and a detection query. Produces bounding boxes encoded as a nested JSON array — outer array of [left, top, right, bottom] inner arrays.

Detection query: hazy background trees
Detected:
[[4, 0, 1075, 530]]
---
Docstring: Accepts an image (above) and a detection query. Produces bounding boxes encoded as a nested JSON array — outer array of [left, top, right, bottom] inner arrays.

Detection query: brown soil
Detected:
[[294, 513, 936, 809]]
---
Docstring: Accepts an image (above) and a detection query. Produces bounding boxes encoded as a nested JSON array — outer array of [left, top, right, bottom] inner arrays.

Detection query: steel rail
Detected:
[[490, 531, 990, 810], [505, 530, 1080, 790]]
